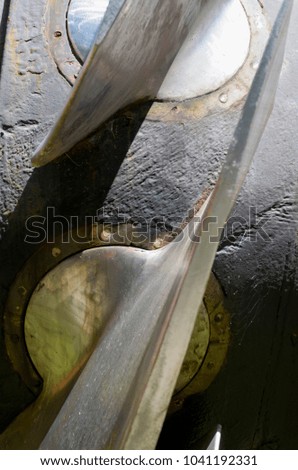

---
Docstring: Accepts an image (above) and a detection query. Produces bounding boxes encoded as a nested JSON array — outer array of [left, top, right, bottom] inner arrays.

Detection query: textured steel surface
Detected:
[[32, 0, 203, 166]]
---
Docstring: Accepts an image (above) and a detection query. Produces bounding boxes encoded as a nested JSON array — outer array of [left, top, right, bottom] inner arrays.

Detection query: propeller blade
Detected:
[[32, 0, 202, 167], [40, 0, 293, 450]]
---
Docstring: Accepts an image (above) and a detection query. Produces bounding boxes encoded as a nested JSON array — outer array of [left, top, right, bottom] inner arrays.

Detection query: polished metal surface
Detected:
[[173, 300, 210, 395], [67, 0, 110, 61], [32, 0, 203, 167], [39, 0, 292, 450], [121, 0, 293, 450], [207, 425, 222, 450], [66, 0, 250, 101], [158, 0, 250, 101]]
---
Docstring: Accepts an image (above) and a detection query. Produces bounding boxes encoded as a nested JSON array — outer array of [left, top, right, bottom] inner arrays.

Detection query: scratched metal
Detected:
[[40, 0, 293, 450]]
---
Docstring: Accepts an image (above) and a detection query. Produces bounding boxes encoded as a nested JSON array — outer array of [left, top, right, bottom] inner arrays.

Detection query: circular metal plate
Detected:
[[67, 0, 110, 61], [158, 0, 251, 100], [1, 215, 229, 448], [47, 0, 267, 108]]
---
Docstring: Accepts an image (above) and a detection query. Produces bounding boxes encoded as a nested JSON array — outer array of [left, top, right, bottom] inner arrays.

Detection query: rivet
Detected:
[[100, 229, 111, 242], [215, 313, 223, 323], [174, 398, 184, 407], [54, 31, 62, 38], [52, 247, 62, 258], [153, 238, 163, 249], [207, 362, 215, 370], [17, 286, 27, 297], [251, 60, 259, 70], [219, 93, 228, 104]]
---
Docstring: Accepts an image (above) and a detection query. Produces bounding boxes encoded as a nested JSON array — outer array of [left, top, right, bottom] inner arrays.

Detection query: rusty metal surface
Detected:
[[32, 0, 203, 166], [46, 0, 81, 86], [170, 274, 230, 413], [3, 223, 145, 397], [66, 0, 251, 101]]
